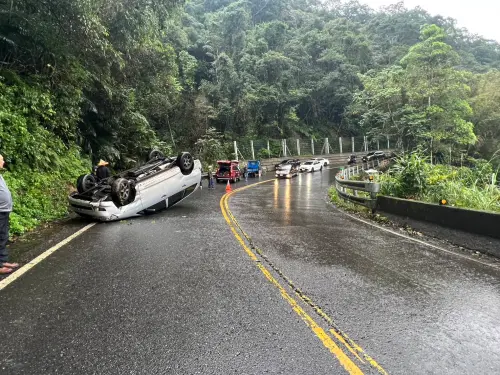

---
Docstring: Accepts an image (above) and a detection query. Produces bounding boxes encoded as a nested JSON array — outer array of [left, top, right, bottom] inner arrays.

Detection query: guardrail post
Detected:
[[352, 137, 355, 153], [251, 140, 255, 159], [234, 141, 238, 161], [387, 135, 390, 150], [297, 139, 300, 156], [267, 140, 270, 159], [339, 137, 343, 154], [311, 138, 315, 155], [282, 139, 287, 157], [377, 139, 380, 150], [325, 138, 330, 154]]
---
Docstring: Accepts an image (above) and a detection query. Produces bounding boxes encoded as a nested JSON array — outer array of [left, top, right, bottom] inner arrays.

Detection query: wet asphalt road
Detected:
[[2, 169, 500, 374]]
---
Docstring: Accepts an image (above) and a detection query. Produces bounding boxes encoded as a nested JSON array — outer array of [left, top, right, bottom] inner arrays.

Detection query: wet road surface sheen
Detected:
[[228, 170, 500, 374], [0, 170, 499, 374]]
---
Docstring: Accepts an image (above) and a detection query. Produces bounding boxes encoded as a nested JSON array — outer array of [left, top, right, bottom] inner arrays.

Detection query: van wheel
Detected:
[[111, 178, 136, 207], [177, 152, 194, 175], [149, 149, 165, 160], [77, 174, 96, 193]]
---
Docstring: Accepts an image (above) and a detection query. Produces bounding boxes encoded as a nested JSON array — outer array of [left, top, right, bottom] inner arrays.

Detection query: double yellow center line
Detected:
[[220, 181, 388, 375]]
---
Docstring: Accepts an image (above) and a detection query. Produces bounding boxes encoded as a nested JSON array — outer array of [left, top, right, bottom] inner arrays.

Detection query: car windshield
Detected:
[[218, 165, 230, 172], [304, 162, 313, 165], [278, 164, 292, 171]]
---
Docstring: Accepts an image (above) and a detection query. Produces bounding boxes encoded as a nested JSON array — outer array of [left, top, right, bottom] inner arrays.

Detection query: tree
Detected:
[[401, 25, 477, 150], [351, 25, 477, 152], [469, 70, 500, 162]]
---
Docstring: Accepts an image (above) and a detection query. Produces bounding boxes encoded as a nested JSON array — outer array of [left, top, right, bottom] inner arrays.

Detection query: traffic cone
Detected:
[[226, 180, 232, 192]]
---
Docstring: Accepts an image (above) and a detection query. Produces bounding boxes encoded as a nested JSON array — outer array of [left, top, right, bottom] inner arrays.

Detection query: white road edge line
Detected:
[[0, 222, 96, 291], [336, 208, 500, 270]]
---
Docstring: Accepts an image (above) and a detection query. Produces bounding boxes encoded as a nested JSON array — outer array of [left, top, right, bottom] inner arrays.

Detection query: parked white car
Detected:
[[312, 157, 330, 166], [299, 160, 323, 172], [68, 152, 201, 221]]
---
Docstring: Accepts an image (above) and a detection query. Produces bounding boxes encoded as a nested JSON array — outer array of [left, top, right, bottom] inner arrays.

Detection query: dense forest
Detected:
[[1, 0, 500, 233]]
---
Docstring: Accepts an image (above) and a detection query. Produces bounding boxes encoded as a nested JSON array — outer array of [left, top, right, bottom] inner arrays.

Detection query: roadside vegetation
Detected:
[[328, 186, 392, 226], [379, 153, 500, 213], [332, 151, 499, 213], [2, 0, 500, 234]]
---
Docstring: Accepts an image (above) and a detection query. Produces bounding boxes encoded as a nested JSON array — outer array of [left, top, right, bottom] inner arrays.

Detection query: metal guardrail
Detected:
[[335, 160, 382, 212]]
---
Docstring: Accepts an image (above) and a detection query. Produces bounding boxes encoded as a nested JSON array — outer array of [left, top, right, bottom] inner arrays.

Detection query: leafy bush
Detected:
[[194, 127, 232, 169], [0, 77, 91, 236], [381, 152, 429, 198], [380, 153, 500, 212], [257, 148, 271, 159], [2, 147, 90, 236], [425, 179, 500, 212]]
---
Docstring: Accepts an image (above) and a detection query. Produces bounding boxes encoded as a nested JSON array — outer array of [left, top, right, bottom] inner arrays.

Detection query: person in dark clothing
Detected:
[[0, 154, 19, 275], [95, 159, 111, 181], [208, 167, 215, 189]]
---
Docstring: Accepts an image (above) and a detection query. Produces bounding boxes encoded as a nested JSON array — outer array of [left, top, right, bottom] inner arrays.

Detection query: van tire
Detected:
[[77, 174, 96, 193], [177, 152, 194, 175], [111, 178, 136, 207]]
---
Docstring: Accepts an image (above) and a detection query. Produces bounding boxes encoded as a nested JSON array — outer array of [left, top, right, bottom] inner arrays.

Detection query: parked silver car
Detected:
[[68, 152, 201, 221], [275, 163, 299, 179]]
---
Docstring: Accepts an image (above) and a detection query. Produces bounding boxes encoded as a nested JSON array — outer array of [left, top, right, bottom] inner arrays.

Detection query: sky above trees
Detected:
[[360, 0, 500, 42]]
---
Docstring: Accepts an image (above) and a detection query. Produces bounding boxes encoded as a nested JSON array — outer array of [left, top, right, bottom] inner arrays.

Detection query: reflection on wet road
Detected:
[[227, 169, 500, 375]]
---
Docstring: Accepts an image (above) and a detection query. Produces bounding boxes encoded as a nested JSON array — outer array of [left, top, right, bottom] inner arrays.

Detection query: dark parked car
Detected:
[[362, 151, 386, 162], [275, 159, 300, 169], [362, 152, 374, 162]]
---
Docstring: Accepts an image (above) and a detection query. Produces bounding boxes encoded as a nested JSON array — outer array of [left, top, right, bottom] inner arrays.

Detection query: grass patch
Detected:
[[328, 186, 391, 225]]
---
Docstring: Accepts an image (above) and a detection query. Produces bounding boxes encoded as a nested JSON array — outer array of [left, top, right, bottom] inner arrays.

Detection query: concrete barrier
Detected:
[[377, 195, 500, 240]]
